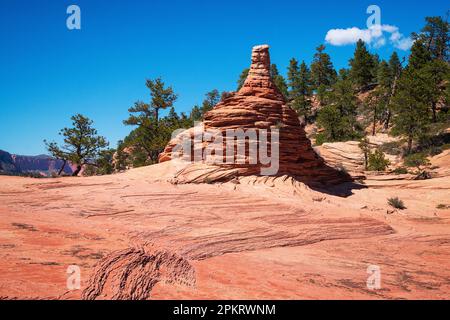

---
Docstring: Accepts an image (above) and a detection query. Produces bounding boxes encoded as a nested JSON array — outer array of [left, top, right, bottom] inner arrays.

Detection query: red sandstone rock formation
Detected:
[[160, 45, 351, 185]]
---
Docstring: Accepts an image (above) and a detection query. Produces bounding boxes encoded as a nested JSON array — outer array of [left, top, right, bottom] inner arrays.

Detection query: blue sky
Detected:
[[0, 0, 448, 155]]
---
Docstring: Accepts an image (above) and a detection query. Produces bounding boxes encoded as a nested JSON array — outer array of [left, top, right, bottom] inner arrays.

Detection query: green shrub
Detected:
[[367, 149, 390, 171], [414, 171, 432, 180], [404, 153, 430, 169], [314, 133, 327, 146], [359, 138, 370, 170], [393, 167, 408, 174], [388, 197, 406, 210], [379, 141, 403, 156], [416, 132, 450, 156], [437, 204, 449, 210]]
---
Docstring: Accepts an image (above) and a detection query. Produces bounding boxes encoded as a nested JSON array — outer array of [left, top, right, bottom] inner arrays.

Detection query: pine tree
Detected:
[[332, 76, 359, 123], [237, 68, 249, 90], [167, 107, 180, 126], [378, 60, 392, 88], [114, 140, 128, 171], [408, 40, 432, 70], [413, 16, 450, 61], [287, 60, 312, 121], [144, 78, 178, 122], [190, 105, 202, 122], [123, 78, 180, 164], [317, 76, 361, 142], [391, 68, 430, 154], [349, 40, 376, 89], [422, 59, 450, 122], [365, 61, 391, 136], [201, 89, 220, 115], [311, 45, 337, 98], [287, 58, 300, 88], [270, 64, 289, 98], [371, 53, 381, 82], [317, 105, 341, 142], [389, 52, 403, 81], [383, 52, 404, 129], [44, 114, 109, 176]]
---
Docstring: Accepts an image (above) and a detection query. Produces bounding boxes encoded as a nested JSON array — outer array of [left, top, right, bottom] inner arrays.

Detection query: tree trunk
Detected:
[[58, 159, 67, 176], [155, 108, 159, 122], [72, 165, 82, 177], [364, 153, 368, 171], [372, 106, 377, 136], [432, 101, 437, 123], [384, 110, 391, 130], [385, 72, 399, 130], [407, 136, 413, 155]]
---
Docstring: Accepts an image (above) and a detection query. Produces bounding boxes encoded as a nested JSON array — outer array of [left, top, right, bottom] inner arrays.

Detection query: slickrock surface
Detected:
[[315, 142, 366, 173], [160, 45, 351, 186], [0, 151, 449, 300]]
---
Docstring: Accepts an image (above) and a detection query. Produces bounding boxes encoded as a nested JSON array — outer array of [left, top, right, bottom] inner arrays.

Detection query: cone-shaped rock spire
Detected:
[[159, 45, 352, 186], [239, 45, 285, 101]]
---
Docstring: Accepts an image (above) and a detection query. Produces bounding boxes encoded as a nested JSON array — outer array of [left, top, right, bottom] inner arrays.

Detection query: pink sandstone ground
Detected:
[[0, 150, 449, 300]]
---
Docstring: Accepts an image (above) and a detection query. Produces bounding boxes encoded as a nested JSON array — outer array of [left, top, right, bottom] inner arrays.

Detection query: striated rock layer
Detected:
[[160, 45, 351, 185]]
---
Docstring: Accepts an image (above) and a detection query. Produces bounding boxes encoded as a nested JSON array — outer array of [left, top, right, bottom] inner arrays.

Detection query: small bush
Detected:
[[379, 141, 403, 156], [367, 149, 390, 171], [436, 204, 449, 210], [404, 153, 430, 169], [314, 133, 327, 146], [393, 167, 408, 174], [388, 197, 406, 210], [414, 171, 432, 180]]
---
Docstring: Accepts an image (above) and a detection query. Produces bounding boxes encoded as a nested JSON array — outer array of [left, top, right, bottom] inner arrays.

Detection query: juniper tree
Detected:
[[44, 114, 109, 176]]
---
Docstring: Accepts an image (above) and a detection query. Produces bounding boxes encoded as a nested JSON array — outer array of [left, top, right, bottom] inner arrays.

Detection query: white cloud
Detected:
[[374, 37, 386, 48], [325, 24, 413, 51]]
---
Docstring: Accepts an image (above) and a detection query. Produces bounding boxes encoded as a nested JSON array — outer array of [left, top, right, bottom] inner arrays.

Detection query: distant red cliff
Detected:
[[0, 150, 74, 176]]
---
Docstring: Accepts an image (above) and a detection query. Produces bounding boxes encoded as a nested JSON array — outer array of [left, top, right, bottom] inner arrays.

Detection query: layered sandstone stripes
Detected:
[[160, 45, 351, 185]]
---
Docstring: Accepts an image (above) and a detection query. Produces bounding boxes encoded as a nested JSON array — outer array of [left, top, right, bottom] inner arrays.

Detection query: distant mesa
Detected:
[[159, 45, 352, 186], [0, 149, 73, 176]]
